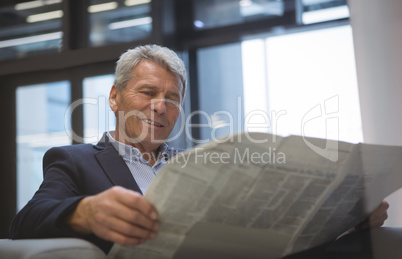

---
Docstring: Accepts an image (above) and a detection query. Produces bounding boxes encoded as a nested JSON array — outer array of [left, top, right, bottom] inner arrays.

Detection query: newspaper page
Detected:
[[108, 132, 402, 259], [291, 141, 402, 253]]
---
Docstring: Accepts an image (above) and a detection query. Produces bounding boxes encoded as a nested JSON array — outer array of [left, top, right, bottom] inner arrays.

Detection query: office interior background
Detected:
[[0, 0, 401, 238]]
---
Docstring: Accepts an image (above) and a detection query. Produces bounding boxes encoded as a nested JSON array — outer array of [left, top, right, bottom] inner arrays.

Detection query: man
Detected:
[[10, 44, 185, 253], [10, 45, 389, 256]]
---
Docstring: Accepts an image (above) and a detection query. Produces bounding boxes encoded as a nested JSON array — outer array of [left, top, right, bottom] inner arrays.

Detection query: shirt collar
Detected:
[[107, 131, 169, 164]]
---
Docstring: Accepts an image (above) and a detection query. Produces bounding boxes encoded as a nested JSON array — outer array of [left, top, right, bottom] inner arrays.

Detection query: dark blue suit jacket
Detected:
[[9, 133, 179, 254]]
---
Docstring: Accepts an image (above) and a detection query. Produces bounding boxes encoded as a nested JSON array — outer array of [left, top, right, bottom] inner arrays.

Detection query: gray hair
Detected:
[[114, 45, 187, 97]]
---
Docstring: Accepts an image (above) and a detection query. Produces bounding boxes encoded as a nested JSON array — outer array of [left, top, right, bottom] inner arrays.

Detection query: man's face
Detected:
[[110, 60, 183, 151]]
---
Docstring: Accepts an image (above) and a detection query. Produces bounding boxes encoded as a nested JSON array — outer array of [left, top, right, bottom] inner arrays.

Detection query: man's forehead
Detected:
[[131, 61, 184, 96]]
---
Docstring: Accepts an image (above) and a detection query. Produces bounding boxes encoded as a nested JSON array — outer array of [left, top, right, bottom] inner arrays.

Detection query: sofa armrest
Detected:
[[0, 238, 106, 259]]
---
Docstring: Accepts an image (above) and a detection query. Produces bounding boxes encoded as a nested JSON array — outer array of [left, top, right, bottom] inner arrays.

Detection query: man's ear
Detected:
[[109, 85, 118, 112]]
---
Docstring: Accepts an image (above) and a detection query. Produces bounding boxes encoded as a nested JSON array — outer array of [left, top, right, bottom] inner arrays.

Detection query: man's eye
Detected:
[[143, 91, 154, 96], [166, 97, 180, 104]]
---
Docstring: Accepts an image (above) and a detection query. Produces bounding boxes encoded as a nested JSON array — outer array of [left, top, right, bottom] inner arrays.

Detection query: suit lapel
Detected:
[[94, 136, 142, 194]]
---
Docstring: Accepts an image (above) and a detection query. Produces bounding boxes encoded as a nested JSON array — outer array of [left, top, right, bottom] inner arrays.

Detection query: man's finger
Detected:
[[111, 187, 158, 220], [109, 201, 159, 232], [98, 215, 158, 240], [371, 200, 389, 218]]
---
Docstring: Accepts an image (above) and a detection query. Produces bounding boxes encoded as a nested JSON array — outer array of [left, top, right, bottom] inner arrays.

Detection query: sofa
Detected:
[[1, 227, 402, 259], [0, 238, 106, 259]]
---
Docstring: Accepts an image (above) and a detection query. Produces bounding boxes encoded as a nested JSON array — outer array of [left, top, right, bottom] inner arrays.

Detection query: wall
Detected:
[[349, 0, 402, 226]]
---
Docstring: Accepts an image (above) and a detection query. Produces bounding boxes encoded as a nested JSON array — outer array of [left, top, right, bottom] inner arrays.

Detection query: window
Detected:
[[0, 0, 63, 62], [196, 43, 245, 144], [89, 0, 152, 47], [83, 74, 116, 143], [302, 0, 349, 24], [192, 0, 285, 30], [241, 25, 362, 143], [16, 81, 71, 210]]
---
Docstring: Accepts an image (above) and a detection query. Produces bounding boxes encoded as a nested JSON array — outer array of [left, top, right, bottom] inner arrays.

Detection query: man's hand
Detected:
[[358, 200, 389, 230], [67, 186, 159, 246]]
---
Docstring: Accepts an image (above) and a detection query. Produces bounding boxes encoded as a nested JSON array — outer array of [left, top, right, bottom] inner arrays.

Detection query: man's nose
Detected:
[[151, 99, 166, 114]]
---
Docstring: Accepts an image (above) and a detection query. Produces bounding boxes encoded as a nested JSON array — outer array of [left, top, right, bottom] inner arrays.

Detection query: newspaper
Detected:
[[108, 132, 402, 259]]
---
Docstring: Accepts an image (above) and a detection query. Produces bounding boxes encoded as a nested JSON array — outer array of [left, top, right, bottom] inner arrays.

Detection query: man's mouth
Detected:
[[142, 118, 164, 127]]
